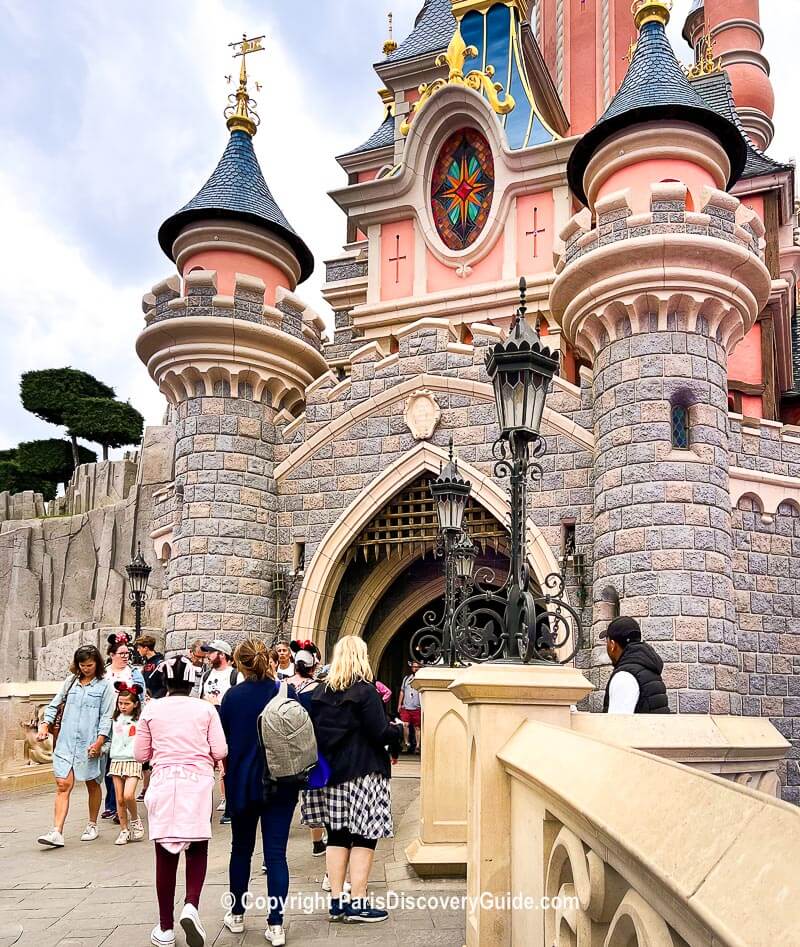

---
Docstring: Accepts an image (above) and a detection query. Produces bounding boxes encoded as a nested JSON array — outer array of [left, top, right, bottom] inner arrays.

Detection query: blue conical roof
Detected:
[[158, 130, 314, 283], [567, 17, 747, 206]]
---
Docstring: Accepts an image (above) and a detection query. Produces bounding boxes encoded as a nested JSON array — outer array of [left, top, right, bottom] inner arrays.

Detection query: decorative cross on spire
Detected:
[[225, 33, 266, 137]]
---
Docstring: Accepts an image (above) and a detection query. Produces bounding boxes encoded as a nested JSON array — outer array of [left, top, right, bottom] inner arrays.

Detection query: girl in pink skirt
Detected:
[[135, 655, 227, 947]]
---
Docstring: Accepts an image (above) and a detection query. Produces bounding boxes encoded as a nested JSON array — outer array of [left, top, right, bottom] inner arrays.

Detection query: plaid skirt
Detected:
[[301, 772, 393, 839]]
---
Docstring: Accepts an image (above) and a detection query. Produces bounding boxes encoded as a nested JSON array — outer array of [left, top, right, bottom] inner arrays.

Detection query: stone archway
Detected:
[[292, 441, 562, 652]]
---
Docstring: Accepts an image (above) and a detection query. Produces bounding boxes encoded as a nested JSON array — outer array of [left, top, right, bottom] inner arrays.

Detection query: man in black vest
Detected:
[[601, 617, 670, 714]]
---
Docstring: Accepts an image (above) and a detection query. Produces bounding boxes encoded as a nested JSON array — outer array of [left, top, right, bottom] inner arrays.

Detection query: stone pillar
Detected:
[[137, 268, 328, 650], [551, 128, 771, 715], [405, 666, 468, 877], [590, 315, 739, 714], [451, 664, 593, 947], [167, 393, 277, 648]]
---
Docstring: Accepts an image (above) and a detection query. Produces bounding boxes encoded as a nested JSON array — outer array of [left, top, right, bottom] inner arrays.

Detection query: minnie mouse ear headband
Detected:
[[107, 632, 132, 646], [294, 650, 317, 668], [114, 681, 143, 697], [291, 639, 320, 658]]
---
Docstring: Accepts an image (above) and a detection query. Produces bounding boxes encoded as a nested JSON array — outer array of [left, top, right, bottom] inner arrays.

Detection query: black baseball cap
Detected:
[[600, 617, 642, 645]]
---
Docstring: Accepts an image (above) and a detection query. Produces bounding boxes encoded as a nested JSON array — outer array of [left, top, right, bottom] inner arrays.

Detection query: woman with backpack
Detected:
[[134, 654, 227, 947], [302, 635, 403, 924], [218, 638, 299, 946]]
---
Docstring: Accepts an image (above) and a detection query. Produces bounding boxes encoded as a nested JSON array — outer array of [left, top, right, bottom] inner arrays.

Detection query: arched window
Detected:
[[671, 403, 690, 449]]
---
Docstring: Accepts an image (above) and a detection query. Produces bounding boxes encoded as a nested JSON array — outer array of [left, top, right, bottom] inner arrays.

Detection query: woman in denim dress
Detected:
[[36, 644, 114, 848]]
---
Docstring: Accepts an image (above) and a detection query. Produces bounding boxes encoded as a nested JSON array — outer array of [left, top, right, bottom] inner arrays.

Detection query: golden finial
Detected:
[[378, 87, 396, 118], [632, 0, 672, 30], [685, 29, 723, 80], [400, 21, 515, 135], [383, 12, 398, 56], [224, 33, 266, 137]]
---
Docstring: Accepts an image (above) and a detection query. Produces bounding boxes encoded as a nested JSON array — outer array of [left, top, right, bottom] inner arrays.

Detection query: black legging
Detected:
[[325, 825, 378, 850]]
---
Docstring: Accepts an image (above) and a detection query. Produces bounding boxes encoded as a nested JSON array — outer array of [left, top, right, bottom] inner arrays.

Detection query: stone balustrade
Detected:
[[499, 718, 799, 946]]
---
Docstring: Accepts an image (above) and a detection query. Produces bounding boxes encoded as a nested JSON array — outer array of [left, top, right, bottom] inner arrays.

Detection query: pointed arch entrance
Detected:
[[292, 443, 562, 681]]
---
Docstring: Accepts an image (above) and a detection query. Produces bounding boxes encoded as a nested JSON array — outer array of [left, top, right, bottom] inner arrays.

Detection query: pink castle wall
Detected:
[[380, 219, 415, 301], [596, 159, 717, 214], [426, 235, 504, 293], [516, 192, 554, 276], [182, 251, 286, 304]]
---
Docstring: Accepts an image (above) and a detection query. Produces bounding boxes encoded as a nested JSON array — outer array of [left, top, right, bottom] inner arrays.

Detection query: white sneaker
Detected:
[[216, 800, 226, 811], [130, 818, 145, 841], [150, 926, 175, 947], [80, 823, 98, 842], [321, 874, 351, 894], [179, 903, 206, 947], [37, 828, 64, 848], [264, 926, 285, 946], [115, 829, 130, 846], [223, 912, 244, 933]]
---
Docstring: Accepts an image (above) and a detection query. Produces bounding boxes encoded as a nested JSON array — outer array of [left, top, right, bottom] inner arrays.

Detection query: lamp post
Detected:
[[410, 444, 474, 666], [411, 279, 583, 667], [126, 543, 152, 639]]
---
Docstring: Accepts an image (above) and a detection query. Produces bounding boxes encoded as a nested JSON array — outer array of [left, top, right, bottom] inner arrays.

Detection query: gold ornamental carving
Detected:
[[400, 23, 515, 136]]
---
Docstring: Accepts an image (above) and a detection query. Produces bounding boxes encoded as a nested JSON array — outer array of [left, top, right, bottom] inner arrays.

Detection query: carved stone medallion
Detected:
[[404, 389, 441, 441]]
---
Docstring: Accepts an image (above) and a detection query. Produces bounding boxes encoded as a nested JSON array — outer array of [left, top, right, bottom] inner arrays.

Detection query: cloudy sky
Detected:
[[0, 0, 796, 458]]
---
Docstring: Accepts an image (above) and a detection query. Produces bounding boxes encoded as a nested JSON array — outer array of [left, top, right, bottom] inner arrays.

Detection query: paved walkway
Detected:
[[0, 765, 466, 947]]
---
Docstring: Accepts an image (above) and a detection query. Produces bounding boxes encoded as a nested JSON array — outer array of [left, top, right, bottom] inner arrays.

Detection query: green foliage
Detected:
[[16, 439, 96, 485], [20, 368, 115, 428], [63, 398, 144, 452], [0, 454, 57, 500]]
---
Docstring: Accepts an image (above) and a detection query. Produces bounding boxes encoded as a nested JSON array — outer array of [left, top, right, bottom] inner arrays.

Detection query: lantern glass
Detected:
[[432, 485, 468, 532], [126, 545, 152, 597], [454, 540, 477, 581]]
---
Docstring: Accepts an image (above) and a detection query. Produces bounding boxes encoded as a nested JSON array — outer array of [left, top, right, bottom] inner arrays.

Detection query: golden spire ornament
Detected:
[[383, 12, 398, 57], [400, 21, 515, 136], [685, 29, 723, 80], [225, 33, 266, 137], [632, 0, 672, 30]]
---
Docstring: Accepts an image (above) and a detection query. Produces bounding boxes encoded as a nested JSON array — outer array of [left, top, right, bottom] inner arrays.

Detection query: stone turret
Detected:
[[136, 59, 327, 649], [551, 0, 771, 713]]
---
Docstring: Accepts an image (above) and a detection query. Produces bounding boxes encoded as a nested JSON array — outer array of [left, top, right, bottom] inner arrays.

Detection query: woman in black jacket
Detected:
[[302, 636, 402, 924]]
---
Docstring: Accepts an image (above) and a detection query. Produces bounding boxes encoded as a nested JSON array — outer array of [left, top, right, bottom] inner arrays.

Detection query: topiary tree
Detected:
[[20, 368, 115, 467], [0, 451, 57, 501], [16, 439, 96, 487], [63, 398, 144, 461]]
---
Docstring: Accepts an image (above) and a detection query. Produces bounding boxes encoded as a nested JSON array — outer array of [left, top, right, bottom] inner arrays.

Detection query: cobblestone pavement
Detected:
[[0, 766, 466, 947]]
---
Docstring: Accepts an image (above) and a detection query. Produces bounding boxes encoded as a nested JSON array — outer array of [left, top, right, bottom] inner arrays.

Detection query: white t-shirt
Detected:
[[201, 665, 243, 705], [607, 671, 640, 714], [276, 662, 294, 680]]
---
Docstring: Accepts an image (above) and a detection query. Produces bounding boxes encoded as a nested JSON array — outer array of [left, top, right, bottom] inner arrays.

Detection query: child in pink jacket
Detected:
[[135, 655, 227, 947]]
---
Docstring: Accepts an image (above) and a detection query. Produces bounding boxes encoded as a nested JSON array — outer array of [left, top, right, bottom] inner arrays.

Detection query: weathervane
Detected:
[[224, 33, 266, 137]]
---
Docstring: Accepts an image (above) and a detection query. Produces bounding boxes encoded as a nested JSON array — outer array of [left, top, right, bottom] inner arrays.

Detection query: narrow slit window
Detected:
[[671, 404, 689, 449]]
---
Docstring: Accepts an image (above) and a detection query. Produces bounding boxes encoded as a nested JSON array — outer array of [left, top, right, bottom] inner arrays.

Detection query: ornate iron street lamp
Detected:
[[126, 543, 152, 639], [411, 279, 583, 666], [410, 446, 475, 666]]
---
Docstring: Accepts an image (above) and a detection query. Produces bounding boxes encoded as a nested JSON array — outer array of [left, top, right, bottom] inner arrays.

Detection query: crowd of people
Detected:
[[35, 631, 417, 946]]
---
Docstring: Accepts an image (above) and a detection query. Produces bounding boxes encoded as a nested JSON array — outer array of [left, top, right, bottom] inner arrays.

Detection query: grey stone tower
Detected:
[[137, 84, 326, 650], [551, 1, 771, 712]]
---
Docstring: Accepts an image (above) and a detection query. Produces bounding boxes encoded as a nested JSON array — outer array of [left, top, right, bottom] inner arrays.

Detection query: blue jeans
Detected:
[[104, 770, 116, 813], [229, 789, 298, 924]]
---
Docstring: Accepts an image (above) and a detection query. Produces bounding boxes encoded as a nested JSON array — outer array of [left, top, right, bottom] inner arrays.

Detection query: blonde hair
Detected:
[[326, 635, 374, 691], [233, 638, 275, 681]]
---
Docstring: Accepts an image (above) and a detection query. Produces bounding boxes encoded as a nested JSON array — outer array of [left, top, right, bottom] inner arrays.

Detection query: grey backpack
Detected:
[[258, 680, 318, 781]]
